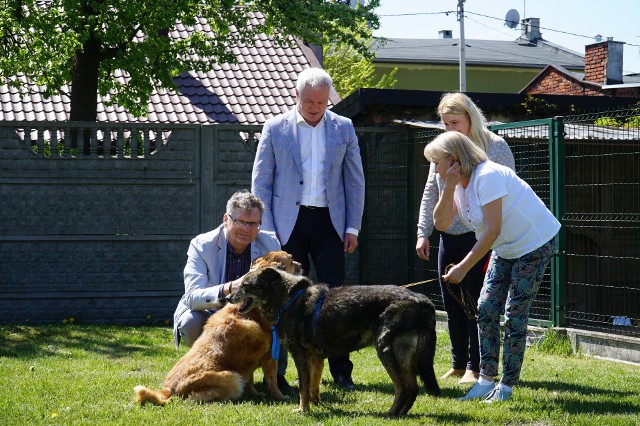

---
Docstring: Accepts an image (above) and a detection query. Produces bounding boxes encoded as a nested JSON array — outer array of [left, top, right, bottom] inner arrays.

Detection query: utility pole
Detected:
[[458, 0, 467, 92]]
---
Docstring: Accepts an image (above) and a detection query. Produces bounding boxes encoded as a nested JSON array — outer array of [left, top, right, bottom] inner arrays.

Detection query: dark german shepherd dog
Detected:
[[227, 267, 440, 417]]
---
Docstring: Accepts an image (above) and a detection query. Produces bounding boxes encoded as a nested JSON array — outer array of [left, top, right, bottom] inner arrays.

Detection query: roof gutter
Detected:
[[602, 82, 640, 89]]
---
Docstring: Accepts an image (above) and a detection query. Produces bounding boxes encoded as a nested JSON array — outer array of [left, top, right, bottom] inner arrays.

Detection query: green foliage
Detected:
[[624, 115, 640, 128], [532, 328, 574, 357], [30, 139, 78, 157], [520, 94, 559, 116], [0, 0, 381, 120], [590, 103, 640, 128], [123, 132, 146, 157], [323, 21, 397, 99], [593, 115, 640, 128], [594, 116, 621, 127]]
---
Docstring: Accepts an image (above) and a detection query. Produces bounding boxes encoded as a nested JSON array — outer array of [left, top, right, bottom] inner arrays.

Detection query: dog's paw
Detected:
[[294, 404, 311, 414]]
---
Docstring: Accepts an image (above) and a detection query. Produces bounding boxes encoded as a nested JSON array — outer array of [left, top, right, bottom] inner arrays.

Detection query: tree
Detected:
[[323, 21, 396, 99], [0, 0, 380, 122]]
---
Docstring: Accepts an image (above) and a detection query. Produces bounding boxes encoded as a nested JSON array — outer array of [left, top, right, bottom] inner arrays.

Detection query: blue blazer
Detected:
[[252, 108, 365, 245], [173, 224, 280, 340]]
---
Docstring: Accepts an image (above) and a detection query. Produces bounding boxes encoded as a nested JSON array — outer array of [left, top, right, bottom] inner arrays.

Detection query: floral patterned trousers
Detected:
[[477, 237, 556, 387]]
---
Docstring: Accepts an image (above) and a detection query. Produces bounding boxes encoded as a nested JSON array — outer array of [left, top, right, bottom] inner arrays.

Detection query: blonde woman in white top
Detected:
[[425, 131, 560, 403], [417, 92, 514, 384]]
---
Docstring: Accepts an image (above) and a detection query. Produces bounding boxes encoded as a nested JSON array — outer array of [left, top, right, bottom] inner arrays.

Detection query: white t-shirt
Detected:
[[454, 160, 560, 259]]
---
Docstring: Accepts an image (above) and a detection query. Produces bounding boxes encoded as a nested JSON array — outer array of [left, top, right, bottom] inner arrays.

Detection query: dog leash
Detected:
[[401, 264, 478, 319], [401, 277, 440, 288], [441, 264, 478, 319], [400, 263, 455, 288]]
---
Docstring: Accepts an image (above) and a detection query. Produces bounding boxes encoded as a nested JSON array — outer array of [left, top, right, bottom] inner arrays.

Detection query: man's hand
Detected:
[[344, 233, 358, 254], [416, 236, 430, 260], [225, 276, 244, 296]]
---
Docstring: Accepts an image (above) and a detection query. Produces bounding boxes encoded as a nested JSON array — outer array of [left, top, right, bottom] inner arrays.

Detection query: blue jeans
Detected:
[[477, 237, 556, 386]]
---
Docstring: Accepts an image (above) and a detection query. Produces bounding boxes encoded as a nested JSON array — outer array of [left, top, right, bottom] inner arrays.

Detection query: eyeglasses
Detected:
[[228, 214, 261, 230]]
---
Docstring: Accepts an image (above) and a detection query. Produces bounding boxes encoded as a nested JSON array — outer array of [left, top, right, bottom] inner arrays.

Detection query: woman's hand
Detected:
[[444, 160, 461, 187], [442, 263, 467, 284], [416, 236, 430, 260]]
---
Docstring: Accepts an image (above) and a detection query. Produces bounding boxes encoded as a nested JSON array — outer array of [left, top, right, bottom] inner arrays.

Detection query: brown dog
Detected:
[[228, 267, 440, 417], [134, 250, 302, 405]]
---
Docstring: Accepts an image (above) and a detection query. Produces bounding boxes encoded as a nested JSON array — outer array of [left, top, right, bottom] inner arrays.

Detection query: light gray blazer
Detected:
[[172, 223, 280, 337], [251, 108, 365, 245]]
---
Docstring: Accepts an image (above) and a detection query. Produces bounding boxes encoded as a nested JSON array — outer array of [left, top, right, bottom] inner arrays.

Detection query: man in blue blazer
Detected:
[[252, 68, 365, 390], [173, 190, 294, 394]]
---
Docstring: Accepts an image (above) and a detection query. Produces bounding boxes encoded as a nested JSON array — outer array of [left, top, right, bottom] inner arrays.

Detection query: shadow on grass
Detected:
[[520, 380, 639, 416], [302, 378, 639, 422], [296, 392, 475, 423], [347, 379, 462, 399], [0, 324, 177, 359], [294, 378, 469, 422]]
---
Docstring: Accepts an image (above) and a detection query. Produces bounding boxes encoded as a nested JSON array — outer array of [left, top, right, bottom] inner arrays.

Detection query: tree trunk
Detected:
[[69, 33, 101, 123], [69, 33, 101, 154]]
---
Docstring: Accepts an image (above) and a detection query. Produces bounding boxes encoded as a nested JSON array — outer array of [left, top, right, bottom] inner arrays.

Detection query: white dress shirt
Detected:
[[296, 109, 328, 207], [295, 109, 358, 236]]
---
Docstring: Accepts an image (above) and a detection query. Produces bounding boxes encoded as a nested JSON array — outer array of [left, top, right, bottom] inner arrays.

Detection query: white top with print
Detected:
[[417, 132, 515, 238], [455, 160, 560, 259]]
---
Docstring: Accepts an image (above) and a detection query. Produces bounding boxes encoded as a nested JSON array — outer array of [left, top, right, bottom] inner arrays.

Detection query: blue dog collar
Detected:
[[271, 289, 304, 360]]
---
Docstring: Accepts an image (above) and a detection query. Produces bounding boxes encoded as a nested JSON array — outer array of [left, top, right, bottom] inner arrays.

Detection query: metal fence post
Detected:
[[550, 117, 567, 327]]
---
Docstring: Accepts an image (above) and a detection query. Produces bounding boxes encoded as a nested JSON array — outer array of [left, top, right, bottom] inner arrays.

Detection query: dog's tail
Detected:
[[134, 385, 173, 406], [416, 302, 441, 397]]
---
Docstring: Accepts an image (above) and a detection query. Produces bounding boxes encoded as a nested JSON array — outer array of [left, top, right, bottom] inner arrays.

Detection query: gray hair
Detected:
[[437, 92, 492, 152], [226, 189, 264, 217], [296, 68, 333, 95], [424, 131, 488, 178]]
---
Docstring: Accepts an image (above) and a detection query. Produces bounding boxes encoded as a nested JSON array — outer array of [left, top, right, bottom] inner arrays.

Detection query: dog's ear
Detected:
[[288, 274, 310, 295], [257, 266, 283, 282]]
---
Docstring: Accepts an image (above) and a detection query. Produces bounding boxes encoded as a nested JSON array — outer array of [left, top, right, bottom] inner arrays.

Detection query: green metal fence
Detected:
[[557, 111, 638, 336], [492, 119, 561, 328], [358, 107, 639, 338]]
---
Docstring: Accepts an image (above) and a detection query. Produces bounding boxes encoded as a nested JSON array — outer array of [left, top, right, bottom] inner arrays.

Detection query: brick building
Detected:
[[521, 40, 640, 97]]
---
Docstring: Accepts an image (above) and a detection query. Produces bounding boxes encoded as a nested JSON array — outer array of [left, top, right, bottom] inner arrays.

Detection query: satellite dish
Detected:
[[505, 9, 520, 29]]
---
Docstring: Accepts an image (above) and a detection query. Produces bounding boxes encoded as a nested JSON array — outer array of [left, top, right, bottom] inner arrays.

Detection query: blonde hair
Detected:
[[437, 92, 492, 152], [424, 131, 488, 178]]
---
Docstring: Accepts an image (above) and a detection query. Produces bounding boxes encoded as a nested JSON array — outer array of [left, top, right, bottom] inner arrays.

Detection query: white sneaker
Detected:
[[482, 385, 512, 403], [457, 382, 495, 401]]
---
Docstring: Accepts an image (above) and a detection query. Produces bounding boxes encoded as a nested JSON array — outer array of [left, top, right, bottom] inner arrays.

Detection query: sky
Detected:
[[372, 0, 640, 75]]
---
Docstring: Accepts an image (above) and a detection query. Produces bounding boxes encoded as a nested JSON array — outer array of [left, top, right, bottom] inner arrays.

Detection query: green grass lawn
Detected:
[[0, 324, 638, 425]]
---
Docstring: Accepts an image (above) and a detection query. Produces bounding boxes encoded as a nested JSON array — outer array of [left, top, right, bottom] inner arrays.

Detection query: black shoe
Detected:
[[277, 375, 297, 395], [335, 375, 356, 391]]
